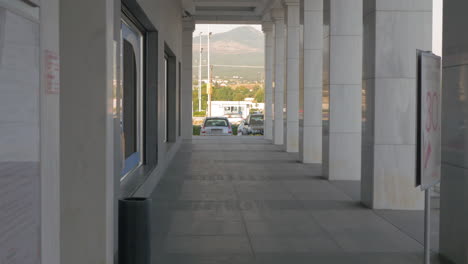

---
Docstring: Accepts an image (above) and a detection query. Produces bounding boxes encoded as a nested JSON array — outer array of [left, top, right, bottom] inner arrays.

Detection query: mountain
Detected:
[[193, 26, 264, 81]]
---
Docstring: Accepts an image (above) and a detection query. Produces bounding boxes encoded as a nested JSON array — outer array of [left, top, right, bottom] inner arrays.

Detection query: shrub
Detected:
[[193, 125, 201, 135], [231, 124, 238, 135], [193, 111, 206, 117]]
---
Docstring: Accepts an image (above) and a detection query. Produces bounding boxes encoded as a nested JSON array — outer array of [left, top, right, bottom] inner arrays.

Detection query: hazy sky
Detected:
[[433, 0, 443, 56], [194, 0, 442, 55]]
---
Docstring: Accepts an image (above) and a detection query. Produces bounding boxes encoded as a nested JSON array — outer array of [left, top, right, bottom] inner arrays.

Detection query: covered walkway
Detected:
[[150, 137, 439, 264]]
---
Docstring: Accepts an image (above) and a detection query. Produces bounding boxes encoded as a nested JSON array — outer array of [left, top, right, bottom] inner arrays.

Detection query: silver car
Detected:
[[201, 117, 233, 136]]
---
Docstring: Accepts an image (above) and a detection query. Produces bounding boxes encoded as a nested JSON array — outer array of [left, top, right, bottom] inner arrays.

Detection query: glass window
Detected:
[[164, 48, 177, 143], [121, 18, 143, 177], [178, 62, 181, 137], [164, 56, 168, 142], [205, 119, 228, 127]]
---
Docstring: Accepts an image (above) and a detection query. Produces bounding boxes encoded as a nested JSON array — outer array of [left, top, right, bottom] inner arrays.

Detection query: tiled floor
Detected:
[[150, 137, 443, 264]]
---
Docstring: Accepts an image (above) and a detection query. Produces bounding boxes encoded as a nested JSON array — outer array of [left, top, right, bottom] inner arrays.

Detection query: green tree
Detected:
[[254, 88, 264, 102], [212, 86, 234, 101], [233, 93, 245, 101], [192, 84, 208, 111]]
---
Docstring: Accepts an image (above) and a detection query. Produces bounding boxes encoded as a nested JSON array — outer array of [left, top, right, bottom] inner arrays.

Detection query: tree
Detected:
[[212, 86, 234, 101], [254, 88, 264, 103], [233, 93, 245, 101], [192, 83, 208, 111]]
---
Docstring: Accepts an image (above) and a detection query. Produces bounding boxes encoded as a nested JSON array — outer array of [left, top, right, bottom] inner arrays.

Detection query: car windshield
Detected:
[[205, 119, 228, 127], [250, 115, 264, 125]]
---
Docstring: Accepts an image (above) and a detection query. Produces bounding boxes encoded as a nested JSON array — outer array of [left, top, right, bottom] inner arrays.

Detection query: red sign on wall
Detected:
[[45, 49, 60, 94]]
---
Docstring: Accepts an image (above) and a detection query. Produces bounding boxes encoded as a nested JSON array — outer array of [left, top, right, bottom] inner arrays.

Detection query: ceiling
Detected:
[[182, 0, 278, 24]]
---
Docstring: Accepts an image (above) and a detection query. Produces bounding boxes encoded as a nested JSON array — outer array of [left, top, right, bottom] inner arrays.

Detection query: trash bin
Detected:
[[119, 197, 151, 264]]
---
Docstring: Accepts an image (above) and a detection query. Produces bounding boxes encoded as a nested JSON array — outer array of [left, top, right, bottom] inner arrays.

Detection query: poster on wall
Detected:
[[416, 50, 442, 190]]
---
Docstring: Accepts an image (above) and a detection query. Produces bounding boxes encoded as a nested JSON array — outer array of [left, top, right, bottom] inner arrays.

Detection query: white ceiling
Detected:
[[183, 0, 278, 24]]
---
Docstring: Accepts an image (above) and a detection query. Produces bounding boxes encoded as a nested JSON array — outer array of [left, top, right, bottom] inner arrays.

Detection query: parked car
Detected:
[[226, 113, 243, 124], [237, 120, 248, 135], [244, 113, 264, 135], [200, 117, 233, 136]]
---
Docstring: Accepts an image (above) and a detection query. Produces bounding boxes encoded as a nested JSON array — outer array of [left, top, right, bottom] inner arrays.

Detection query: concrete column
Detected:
[[302, 0, 323, 163], [283, 0, 300, 152], [60, 0, 116, 263], [262, 21, 274, 141], [271, 8, 285, 145], [439, 0, 468, 262], [323, 0, 362, 180], [182, 18, 195, 139], [362, 0, 431, 209]]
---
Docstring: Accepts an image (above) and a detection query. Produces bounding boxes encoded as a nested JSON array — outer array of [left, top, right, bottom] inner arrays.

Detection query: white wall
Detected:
[[39, 0, 61, 263], [0, 2, 42, 264], [58, 0, 186, 262], [362, 0, 431, 210], [133, 0, 185, 197]]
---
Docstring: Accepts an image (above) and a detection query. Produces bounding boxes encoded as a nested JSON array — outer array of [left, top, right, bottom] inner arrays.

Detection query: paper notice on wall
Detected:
[[45, 49, 60, 94]]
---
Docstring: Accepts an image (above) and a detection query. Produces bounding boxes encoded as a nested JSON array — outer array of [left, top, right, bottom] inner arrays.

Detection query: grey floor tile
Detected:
[[236, 191, 296, 201], [329, 229, 423, 253], [149, 137, 435, 263], [301, 200, 366, 211], [234, 181, 288, 193], [249, 235, 342, 253], [153, 254, 257, 264], [178, 191, 238, 201], [311, 210, 423, 252], [162, 236, 253, 254], [168, 219, 245, 236], [374, 209, 440, 252], [244, 219, 324, 236], [329, 180, 361, 201], [255, 253, 360, 264], [241, 209, 311, 222], [170, 209, 243, 221]]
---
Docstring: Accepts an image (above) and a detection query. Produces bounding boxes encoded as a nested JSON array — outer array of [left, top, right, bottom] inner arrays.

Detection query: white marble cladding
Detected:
[[0, 8, 40, 162], [181, 19, 195, 139], [439, 0, 468, 263], [272, 8, 285, 145], [0, 6, 41, 264], [361, 0, 432, 210], [323, 0, 362, 181], [284, 0, 300, 153], [262, 21, 274, 141]]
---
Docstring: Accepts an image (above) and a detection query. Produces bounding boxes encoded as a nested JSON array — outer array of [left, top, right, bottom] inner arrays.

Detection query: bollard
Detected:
[[119, 197, 151, 264]]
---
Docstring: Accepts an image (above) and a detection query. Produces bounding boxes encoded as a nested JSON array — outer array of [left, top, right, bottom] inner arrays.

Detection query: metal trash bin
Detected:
[[119, 197, 151, 264]]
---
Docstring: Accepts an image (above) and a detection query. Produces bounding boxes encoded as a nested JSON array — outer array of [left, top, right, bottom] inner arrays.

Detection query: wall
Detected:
[[362, 0, 431, 209], [0, 2, 41, 263], [132, 0, 185, 197], [439, 0, 468, 262], [39, 0, 61, 263]]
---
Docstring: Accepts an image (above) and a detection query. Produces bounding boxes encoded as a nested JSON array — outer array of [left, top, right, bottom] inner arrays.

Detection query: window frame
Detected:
[[120, 16, 144, 179]]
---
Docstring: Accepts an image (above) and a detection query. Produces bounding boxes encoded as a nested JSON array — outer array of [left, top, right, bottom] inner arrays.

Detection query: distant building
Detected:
[[210, 100, 264, 119]]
